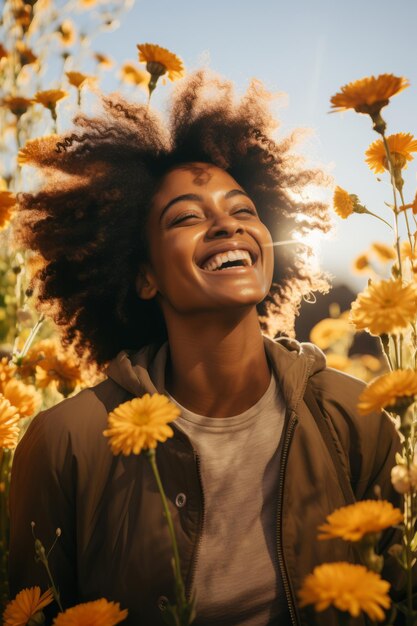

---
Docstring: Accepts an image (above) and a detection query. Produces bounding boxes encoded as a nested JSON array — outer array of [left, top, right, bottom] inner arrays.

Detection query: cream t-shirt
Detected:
[[164, 369, 290, 625]]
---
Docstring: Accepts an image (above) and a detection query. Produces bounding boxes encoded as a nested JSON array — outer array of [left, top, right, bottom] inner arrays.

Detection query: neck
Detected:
[[164, 308, 271, 418]]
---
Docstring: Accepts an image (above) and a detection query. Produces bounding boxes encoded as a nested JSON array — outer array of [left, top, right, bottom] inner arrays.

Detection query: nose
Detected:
[[205, 212, 245, 239]]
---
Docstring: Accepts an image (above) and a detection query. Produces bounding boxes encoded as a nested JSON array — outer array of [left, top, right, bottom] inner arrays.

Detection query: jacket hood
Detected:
[[105, 336, 326, 412]]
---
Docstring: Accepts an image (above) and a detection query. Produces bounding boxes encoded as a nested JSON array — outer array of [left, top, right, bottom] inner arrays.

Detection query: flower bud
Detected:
[[391, 464, 411, 493]]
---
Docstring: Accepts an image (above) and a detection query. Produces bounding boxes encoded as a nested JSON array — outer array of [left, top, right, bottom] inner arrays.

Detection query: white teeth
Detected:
[[202, 249, 253, 271]]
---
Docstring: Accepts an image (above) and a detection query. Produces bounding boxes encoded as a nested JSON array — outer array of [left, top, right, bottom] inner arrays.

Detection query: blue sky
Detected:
[[81, 0, 417, 290]]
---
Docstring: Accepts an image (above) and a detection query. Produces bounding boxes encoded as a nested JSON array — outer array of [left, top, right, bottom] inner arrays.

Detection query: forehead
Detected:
[[153, 163, 244, 204]]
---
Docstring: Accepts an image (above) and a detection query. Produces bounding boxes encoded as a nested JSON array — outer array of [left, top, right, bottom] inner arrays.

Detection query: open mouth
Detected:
[[200, 249, 256, 272]]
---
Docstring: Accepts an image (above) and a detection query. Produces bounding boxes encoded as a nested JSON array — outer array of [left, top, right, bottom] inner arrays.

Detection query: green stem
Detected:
[[147, 449, 187, 608], [365, 209, 393, 230], [14, 313, 45, 362], [398, 187, 417, 272], [381, 134, 403, 278]]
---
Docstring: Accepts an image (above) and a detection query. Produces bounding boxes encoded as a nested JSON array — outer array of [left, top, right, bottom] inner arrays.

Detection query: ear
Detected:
[[136, 265, 158, 300]]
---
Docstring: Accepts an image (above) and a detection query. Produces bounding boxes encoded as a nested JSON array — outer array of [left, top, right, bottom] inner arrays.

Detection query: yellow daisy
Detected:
[[318, 500, 403, 542], [352, 253, 370, 273], [138, 43, 185, 81], [332, 186, 366, 219], [298, 562, 390, 621], [18, 134, 59, 166], [120, 62, 150, 88], [2, 96, 33, 117], [0, 396, 20, 449], [16, 42, 37, 66], [358, 369, 417, 415], [35, 342, 84, 397], [94, 52, 113, 69], [0, 379, 40, 418], [365, 132, 417, 174], [33, 89, 68, 108], [3, 586, 54, 626], [330, 74, 408, 115], [0, 357, 16, 385], [0, 191, 16, 230], [310, 317, 353, 350], [58, 20, 76, 46], [52, 598, 128, 625], [371, 242, 396, 262], [137, 43, 185, 97], [400, 241, 417, 263], [66, 71, 94, 89], [350, 279, 417, 336], [104, 393, 181, 456]]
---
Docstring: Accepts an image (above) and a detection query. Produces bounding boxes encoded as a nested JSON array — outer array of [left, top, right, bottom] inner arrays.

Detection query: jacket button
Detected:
[[157, 595, 169, 610], [175, 493, 186, 508]]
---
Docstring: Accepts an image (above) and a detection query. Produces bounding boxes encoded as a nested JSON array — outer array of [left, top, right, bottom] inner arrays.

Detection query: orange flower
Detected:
[[66, 71, 94, 89], [137, 43, 185, 97], [53, 598, 127, 625], [2, 96, 33, 117], [330, 74, 408, 114], [299, 562, 390, 621], [371, 241, 396, 262], [350, 279, 417, 336], [0, 43, 8, 60], [94, 52, 113, 69], [400, 191, 417, 214], [58, 20, 76, 46], [16, 41, 37, 66], [0, 379, 40, 418], [34, 339, 84, 396], [353, 253, 370, 273], [358, 369, 417, 415], [120, 62, 149, 89], [365, 133, 417, 174], [318, 500, 403, 542], [4, 587, 54, 626], [0, 357, 16, 385], [0, 191, 16, 230], [0, 396, 20, 449]]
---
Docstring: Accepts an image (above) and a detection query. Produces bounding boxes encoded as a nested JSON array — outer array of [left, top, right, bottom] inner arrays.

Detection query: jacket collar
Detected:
[[105, 336, 326, 413]]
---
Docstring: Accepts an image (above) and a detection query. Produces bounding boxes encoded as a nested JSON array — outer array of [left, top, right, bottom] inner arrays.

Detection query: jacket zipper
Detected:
[[276, 413, 299, 626], [186, 451, 205, 602]]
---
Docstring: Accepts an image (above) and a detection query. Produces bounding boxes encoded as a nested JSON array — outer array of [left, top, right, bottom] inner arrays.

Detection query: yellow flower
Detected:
[[16, 41, 37, 66], [358, 369, 417, 415], [53, 598, 128, 625], [400, 241, 417, 263], [330, 74, 408, 115], [18, 134, 59, 166], [34, 341, 84, 397], [318, 500, 403, 542], [0, 357, 16, 385], [365, 133, 417, 174], [33, 90, 68, 119], [104, 393, 181, 456], [137, 43, 185, 97], [78, 0, 98, 7], [3, 586, 54, 626], [298, 562, 390, 621], [371, 242, 396, 262], [310, 318, 353, 350], [353, 253, 370, 273], [332, 186, 366, 219], [325, 354, 351, 372], [66, 71, 94, 89], [0, 379, 40, 418], [2, 96, 33, 117], [350, 279, 417, 336], [94, 52, 113, 69], [138, 43, 185, 81], [58, 20, 76, 46], [0, 396, 20, 449], [0, 191, 16, 230], [120, 62, 150, 88]]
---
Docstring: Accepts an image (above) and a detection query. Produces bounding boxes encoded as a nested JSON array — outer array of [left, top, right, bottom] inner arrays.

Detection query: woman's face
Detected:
[[138, 163, 274, 317]]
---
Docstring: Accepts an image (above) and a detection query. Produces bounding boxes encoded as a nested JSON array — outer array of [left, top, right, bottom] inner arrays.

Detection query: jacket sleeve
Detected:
[[9, 406, 78, 621]]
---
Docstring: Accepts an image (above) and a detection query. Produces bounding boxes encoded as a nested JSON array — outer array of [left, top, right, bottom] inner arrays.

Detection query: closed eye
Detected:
[[169, 212, 201, 226], [234, 207, 257, 216]]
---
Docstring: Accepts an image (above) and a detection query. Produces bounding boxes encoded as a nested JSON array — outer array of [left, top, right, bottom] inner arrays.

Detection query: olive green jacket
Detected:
[[9, 337, 402, 625]]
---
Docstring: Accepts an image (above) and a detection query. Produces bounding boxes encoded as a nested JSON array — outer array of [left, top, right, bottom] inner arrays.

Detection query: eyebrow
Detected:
[[159, 189, 251, 221]]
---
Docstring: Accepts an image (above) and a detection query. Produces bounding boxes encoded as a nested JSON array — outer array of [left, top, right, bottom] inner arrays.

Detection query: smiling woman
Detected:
[[9, 70, 401, 626]]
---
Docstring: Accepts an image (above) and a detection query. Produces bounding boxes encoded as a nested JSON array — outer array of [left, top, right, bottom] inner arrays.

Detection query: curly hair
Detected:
[[15, 70, 332, 368]]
